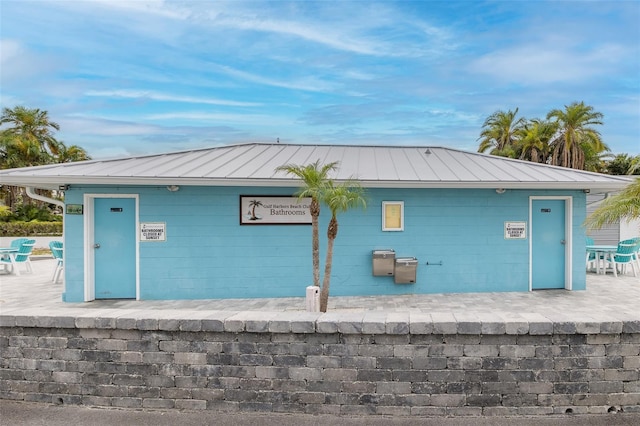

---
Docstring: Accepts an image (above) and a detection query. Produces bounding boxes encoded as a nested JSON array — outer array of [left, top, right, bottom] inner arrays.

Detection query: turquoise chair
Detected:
[[631, 237, 640, 270], [49, 241, 64, 283], [585, 236, 596, 271], [620, 237, 640, 272], [1, 238, 36, 274], [605, 240, 638, 277]]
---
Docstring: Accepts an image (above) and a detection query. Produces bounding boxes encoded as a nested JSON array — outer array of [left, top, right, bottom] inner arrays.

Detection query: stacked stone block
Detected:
[[0, 313, 639, 416]]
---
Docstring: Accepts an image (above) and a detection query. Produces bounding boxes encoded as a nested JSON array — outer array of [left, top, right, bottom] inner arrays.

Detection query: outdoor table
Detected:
[[0, 247, 20, 276], [586, 245, 617, 275]]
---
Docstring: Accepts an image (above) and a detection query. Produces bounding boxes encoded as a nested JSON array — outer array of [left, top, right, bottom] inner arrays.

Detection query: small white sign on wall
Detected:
[[505, 221, 527, 239], [141, 222, 166, 242]]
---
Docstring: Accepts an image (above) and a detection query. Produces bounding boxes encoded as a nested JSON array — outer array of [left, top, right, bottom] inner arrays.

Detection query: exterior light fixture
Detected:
[[166, 185, 180, 192], [495, 188, 506, 194]]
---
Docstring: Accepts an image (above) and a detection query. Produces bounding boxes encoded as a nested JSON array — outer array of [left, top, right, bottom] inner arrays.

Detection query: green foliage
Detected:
[[585, 177, 640, 230], [547, 101, 607, 170], [478, 102, 613, 171], [0, 105, 91, 212], [606, 154, 640, 175], [477, 108, 526, 155], [0, 204, 62, 222], [0, 221, 62, 236], [10, 204, 62, 222], [0, 206, 12, 219]]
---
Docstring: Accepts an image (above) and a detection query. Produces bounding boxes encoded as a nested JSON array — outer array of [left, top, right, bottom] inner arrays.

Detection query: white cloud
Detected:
[[55, 0, 192, 21], [469, 42, 628, 85], [85, 90, 262, 107], [217, 15, 385, 57], [213, 65, 338, 93], [60, 116, 160, 137], [144, 111, 293, 127], [0, 39, 61, 85]]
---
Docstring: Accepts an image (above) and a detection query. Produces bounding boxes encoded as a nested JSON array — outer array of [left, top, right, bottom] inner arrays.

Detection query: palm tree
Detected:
[[517, 118, 555, 164], [0, 106, 61, 156], [477, 108, 526, 157], [605, 154, 640, 175], [55, 144, 91, 163], [630, 156, 640, 175], [584, 177, 640, 231], [275, 160, 338, 288], [0, 129, 52, 208], [0, 106, 91, 210], [319, 180, 366, 312], [582, 146, 612, 174], [1, 131, 43, 168], [547, 101, 609, 170]]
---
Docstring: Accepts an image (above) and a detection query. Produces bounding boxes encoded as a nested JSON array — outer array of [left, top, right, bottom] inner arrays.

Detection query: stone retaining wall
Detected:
[[1, 315, 639, 416]]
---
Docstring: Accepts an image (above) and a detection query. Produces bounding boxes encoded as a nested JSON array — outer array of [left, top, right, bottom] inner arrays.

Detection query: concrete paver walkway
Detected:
[[1, 258, 638, 323]]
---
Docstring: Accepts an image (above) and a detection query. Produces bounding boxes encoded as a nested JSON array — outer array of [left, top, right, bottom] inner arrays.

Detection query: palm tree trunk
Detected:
[[310, 199, 321, 287], [319, 217, 338, 312], [564, 133, 572, 168], [319, 236, 334, 312]]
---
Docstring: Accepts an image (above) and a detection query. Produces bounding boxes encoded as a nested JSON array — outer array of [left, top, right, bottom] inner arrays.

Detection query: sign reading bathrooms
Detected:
[[504, 221, 527, 239], [240, 196, 312, 225], [140, 222, 166, 241]]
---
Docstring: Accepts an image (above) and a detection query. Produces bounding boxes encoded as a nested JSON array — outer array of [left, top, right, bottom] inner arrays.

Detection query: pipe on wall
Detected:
[[25, 187, 65, 209]]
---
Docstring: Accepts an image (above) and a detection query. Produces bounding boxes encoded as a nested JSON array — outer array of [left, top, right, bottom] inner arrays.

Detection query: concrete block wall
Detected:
[[1, 315, 639, 416]]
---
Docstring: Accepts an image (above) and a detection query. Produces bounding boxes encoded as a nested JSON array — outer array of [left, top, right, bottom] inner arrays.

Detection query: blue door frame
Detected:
[[84, 194, 138, 301], [530, 196, 572, 290]]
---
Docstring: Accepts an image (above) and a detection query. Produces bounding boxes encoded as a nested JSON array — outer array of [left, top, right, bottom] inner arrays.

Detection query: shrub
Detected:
[[0, 221, 62, 236]]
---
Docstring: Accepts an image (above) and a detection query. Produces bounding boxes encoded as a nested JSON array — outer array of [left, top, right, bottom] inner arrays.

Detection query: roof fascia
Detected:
[[1, 175, 631, 193]]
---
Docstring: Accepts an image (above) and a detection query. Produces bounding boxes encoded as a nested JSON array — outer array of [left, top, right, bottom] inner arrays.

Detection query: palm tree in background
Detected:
[[276, 160, 338, 288], [517, 118, 555, 164], [55, 144, 91, 163], [0, 130, 47, 168], [630, 157, 640, 175], [606, 154, 640, 175], [585, 177, 640, 231], [0, 106, 61, 157], [477, 108, 526, 158], [0, 105, 92, 210], [319, 180, 366, 312], [547, 101, 609, 170]]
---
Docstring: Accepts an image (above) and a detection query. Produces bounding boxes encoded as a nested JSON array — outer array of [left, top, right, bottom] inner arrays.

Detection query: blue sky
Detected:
[[1, 0, 639, 159]]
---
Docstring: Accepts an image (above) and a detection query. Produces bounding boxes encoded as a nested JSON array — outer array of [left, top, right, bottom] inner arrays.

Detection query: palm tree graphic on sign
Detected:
[[248, 199, 263, 220]]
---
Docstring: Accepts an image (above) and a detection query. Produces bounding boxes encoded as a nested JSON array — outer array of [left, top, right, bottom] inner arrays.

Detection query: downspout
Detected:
[[586, 192, 612, 208], [25, 186, 65, 209]]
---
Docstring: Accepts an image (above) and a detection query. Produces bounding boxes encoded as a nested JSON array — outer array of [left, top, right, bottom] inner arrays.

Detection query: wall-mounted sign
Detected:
[[505, 221, 527, 239], [382, 201, 404, 231], [66, 204, 83, 215], [141, 222, 166, 242], [240, 196, 312, 225]]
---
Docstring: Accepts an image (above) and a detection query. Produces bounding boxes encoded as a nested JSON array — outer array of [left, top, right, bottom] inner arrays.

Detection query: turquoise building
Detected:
[[0, 143, 631, 302]]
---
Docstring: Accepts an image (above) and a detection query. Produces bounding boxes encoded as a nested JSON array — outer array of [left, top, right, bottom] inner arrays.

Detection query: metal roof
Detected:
[[0, 143, 632, 192]]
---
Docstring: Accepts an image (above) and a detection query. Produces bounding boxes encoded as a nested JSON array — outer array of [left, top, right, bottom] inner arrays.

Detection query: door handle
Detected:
[[94, 243, 101, 249], [560, 239, 566, 245]]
